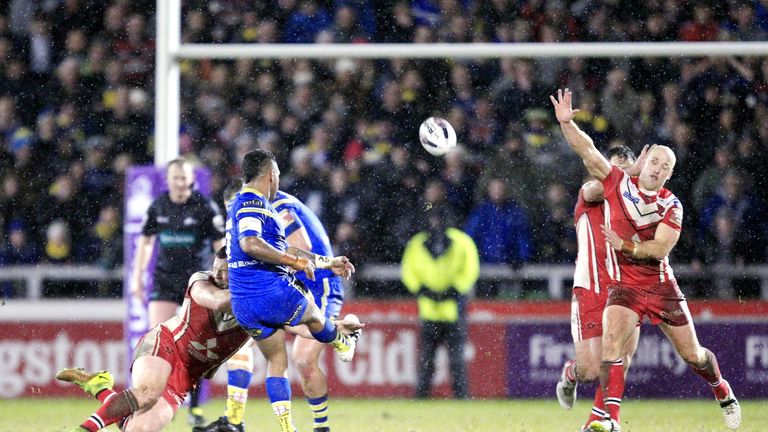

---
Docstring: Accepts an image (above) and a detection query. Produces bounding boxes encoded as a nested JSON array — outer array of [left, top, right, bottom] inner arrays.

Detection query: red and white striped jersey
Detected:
[[573, 187, 611, 294], [600, 166, 683, 286], [161, 271, 250, 380]]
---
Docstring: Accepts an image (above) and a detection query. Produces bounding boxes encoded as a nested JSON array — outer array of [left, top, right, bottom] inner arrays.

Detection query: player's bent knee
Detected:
[[132, 385, 164, 409]]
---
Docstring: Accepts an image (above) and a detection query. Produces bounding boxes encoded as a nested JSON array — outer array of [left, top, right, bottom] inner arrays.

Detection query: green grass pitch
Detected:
[[0, 398, 765, 431]]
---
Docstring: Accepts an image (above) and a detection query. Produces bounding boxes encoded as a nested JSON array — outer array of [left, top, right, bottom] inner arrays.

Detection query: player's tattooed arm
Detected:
[[550, 88, 612, 180], [241, 236, 316, 280], [285, 246, 355, 279]]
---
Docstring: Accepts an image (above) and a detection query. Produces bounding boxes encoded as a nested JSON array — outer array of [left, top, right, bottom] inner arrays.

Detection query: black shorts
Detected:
[[149, 271, 189, 305]]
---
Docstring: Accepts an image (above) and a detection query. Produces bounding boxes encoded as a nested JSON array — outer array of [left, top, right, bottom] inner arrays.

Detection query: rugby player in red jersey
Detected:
[[551, 88, 740, 432], [556, 145, 648, 431], [57, 247, 359, 432]]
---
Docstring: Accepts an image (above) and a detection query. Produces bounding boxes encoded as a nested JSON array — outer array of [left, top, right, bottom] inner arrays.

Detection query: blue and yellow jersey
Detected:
[[227, 187, 290, 298]]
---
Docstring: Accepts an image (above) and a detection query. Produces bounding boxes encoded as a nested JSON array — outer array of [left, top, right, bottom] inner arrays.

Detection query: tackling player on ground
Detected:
[[196, 186, 358, 432], [551, 88, 741, 432], [556, 145, 645, 431], [60, 247, 247, 432], [227, 149, 360, 432], [57, 247, 361, 432]]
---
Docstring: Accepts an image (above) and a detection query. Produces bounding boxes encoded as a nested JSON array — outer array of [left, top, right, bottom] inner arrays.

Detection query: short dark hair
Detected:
[[606, 145, 635, 163], [166, 158, 189, 173], [215, 246, 227, 259], [242, 149, 276, 183]]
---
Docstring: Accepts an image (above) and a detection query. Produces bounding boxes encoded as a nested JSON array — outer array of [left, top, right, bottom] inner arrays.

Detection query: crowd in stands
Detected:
[[1, 0, 767, 298]]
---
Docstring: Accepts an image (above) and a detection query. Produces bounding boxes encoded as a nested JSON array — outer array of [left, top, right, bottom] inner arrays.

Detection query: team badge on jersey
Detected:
[[669, 207, 683, 227]]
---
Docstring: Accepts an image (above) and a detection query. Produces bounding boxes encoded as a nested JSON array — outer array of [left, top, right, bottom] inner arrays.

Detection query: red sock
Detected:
[[95, 388, 117, 404], [564, 359, 577, 383], [600, 359, 625, 423], [692, 349, 730, 400], [79, 390, 139, 431], [586, 385, 608, 424]]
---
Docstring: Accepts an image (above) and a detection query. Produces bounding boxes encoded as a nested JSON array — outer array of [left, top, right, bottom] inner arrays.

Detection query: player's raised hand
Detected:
[[549, 88, 580, 123], [330, 256, 355, 279], [627, 144, 656, 176]]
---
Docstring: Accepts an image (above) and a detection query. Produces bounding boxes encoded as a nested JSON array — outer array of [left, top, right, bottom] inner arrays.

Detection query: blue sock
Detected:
[[310, 319, 338, 343], [308, 394, 329, 429], [228, 369, 252, 389], [265, 377, 291, 403]]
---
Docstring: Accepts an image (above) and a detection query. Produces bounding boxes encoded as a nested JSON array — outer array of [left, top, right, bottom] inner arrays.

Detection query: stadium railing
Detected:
[[1, 263, 766, 300]]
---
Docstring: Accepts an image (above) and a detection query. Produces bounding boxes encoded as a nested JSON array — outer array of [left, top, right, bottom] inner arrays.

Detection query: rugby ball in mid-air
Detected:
[[419, 117, 457, 156]]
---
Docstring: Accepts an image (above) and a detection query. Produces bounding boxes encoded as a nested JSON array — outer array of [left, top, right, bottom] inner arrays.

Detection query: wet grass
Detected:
[[0, 398, 764, 431]]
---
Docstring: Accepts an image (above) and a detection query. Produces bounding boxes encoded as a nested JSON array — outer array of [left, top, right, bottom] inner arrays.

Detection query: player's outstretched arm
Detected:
[[240, 236, 316, 280], [550, 88, 611, 180], [190, 281, 232, 312], [601, 223, 680, 261]]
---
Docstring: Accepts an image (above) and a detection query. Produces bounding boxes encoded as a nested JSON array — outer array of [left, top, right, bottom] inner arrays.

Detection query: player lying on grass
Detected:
[[57, 248, 362, 432], [556, 145, 648, 431], [551, 88, 740, 432]]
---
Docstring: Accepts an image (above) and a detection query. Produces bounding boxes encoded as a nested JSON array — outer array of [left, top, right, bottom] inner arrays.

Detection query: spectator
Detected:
[[0, 219, 38, 297], [401, 205, 479, 399], [699, 171, 765, 264], [465, 178, 533, 267], [0, 219, 38, 265]]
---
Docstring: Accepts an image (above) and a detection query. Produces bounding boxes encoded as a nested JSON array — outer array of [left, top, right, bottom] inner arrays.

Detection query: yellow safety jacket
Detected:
[[401, 228, 480, 322]]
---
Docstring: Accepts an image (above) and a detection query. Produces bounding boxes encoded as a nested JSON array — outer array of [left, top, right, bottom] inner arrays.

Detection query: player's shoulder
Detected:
[[272, 190, 299, 210], [188, 270, 214, 288], [659, 187, 682, 208], [237, 188, 269, 208]]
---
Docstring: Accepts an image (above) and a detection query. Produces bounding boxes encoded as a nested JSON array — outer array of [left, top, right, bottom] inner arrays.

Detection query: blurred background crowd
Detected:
[[1, 0, 767, 299]]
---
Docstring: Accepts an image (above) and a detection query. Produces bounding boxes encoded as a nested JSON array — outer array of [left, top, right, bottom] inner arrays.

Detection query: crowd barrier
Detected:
[[1, 300, 766, 399]]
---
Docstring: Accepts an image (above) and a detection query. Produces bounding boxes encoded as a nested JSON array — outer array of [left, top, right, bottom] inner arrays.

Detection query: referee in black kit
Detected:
[[130, 158, 225, 426]]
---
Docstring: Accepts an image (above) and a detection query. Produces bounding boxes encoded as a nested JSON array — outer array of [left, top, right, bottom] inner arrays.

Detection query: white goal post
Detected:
[[154, 0, 768, 166]]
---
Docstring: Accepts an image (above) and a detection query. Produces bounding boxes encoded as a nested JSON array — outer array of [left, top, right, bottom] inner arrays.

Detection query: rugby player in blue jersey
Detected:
[[225, 149, 360, 432], [197, 183, 356, 432]]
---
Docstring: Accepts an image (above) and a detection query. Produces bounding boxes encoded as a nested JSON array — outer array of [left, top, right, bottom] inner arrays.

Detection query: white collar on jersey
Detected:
[[638, 186, 658, 196]]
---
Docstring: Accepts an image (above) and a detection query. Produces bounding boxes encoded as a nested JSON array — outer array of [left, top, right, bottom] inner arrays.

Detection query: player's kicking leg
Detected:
[[300, 300, 362, 362], [194, 342, 254, 432], [660, 321, 741, 430]]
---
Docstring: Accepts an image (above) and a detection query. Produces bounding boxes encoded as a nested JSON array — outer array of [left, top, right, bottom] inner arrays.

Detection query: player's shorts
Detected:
[[570, 287, 608, 341], [606, 280, 690, 327], [149, 271, 188, 305], [298, 273, 344, 319], [131, 325, 192, 412], [231, 275, 312, 341]]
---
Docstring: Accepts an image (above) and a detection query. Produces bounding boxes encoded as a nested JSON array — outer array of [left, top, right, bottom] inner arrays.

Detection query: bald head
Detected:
[[650, 145, 676, 169], [639, 145, 676, 191]]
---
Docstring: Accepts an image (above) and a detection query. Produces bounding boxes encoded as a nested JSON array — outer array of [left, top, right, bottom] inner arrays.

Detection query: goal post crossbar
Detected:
[[174, 41, 768, 60], [155, 0, 768, 166]]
